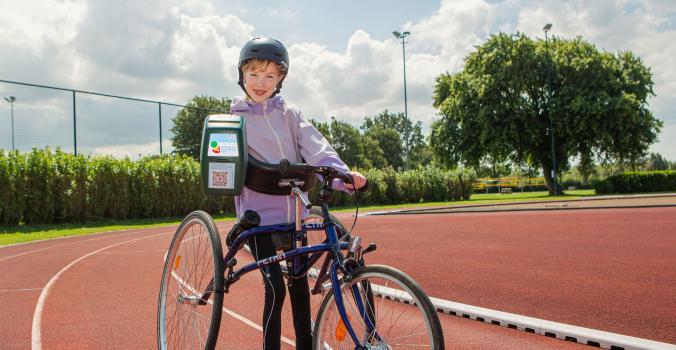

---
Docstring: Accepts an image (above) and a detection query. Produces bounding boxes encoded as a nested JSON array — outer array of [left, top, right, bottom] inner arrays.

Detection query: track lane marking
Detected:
[[163, 238, 296, 348], [168, 269, 296, 347], [1, 228, 170, 263], [31, 231, 170, 350], [0, 288, 42, 292]]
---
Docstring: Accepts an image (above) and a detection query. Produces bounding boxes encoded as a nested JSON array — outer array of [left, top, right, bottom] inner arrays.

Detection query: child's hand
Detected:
[[345, 171, 367, 190]]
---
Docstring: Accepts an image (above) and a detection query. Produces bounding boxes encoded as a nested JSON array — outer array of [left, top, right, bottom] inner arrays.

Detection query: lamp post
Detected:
[[543, 23, 557, 195], [4, 96, 16, 151], [392, 30, 410, 121]]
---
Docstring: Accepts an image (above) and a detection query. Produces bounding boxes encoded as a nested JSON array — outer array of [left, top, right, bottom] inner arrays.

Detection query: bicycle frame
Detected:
[[223, 222, 348, 285], [199, 180, 379, 347]]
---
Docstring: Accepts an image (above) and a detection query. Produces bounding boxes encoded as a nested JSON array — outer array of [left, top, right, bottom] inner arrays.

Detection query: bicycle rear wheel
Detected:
[[313, 265, 444, 349], [305, 206, 348, 245], [157, 210, 224, 350]]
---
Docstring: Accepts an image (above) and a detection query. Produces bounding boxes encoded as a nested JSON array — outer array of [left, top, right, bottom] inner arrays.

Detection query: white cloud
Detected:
[[1, 0, 675, 160], [283, 31, 401, 123], [283, 0, 498, 125], [408, 0, 496, 59], [266, 8, 298, 20], [169, 12, 252, 80], [0, 0, 86, 55]]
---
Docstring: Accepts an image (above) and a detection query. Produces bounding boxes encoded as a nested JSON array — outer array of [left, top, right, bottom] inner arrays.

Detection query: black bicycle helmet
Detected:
[[238, 37, 289, 98]]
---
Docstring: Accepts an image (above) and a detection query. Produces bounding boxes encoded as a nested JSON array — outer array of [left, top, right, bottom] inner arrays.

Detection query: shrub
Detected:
[[594, 170, 676, 194], [0, 148, 476, 226]]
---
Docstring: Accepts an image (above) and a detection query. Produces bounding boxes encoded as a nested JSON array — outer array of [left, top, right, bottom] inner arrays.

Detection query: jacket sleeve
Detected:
[[288, 108, 352, 192]]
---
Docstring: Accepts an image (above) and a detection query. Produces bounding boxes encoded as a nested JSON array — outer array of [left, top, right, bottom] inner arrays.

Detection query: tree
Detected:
[[361, 135, 389, 169], [409, 139, 434, 169], [364, 127, 404, 169], [431, 33, 662, 194], [646, 152, 669, 171], [326, 117, 373, 169], [309, 117, 388, 169], [362, 110, 428, 170], [171, 96, 230, 160]]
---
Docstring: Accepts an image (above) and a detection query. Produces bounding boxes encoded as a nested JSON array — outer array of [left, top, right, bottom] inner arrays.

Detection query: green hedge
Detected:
[[0, 148, 229, 226], [0, 148, 475, 226], [594, 170, 676, 194], [309, 166, 476, 207]]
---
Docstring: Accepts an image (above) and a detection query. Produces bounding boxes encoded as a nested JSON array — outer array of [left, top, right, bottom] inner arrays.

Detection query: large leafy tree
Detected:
[[362, 110, 429, 170], [311, 117, 387, 169], [431, 33, 662, 194], [171, 96, 230, 160]]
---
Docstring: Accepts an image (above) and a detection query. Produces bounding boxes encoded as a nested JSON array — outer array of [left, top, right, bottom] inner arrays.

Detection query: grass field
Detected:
[[0, 190, 595, 246]]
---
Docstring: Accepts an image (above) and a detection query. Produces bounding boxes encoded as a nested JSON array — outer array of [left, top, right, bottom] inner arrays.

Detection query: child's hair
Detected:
[[241, 58, 288, 78]]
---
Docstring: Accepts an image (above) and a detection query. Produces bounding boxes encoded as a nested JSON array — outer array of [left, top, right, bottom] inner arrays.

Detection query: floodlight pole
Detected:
[[392, 30, 410, 121], [543, 23, 557, 195], [4, 96, 16, 151]]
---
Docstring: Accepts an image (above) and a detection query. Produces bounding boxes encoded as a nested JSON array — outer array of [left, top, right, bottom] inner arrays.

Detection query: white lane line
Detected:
[[0, 288, 42, 292], [167, 242, 295, 347], [169, 269, 296, 347], [1, 229, 163, 263], [0, 246, 58, 263], [31, 231, 169, 350]]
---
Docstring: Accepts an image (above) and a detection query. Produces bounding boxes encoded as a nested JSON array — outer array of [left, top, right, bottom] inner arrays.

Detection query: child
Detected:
[[230, 36, 367, 350]]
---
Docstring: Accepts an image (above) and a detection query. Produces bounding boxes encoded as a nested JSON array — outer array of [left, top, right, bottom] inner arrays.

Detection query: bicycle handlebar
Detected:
[[278, 159, 368, 192]]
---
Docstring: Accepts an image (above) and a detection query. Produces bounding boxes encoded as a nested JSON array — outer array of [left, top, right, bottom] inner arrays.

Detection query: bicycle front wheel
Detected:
[[157, 210, 225, 350], [313, 265, 444, 349]]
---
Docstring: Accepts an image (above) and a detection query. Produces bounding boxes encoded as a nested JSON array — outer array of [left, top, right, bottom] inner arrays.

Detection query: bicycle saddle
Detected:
[[245, 156, 317, 195]]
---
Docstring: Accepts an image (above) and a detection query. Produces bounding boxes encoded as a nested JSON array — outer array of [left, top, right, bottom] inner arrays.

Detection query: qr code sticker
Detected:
[[211, 170, 229, 188], [209, 162, 235, 189]]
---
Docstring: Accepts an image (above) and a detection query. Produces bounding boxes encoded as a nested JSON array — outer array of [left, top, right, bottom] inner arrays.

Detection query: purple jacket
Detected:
[[230, 95, 350, 226]]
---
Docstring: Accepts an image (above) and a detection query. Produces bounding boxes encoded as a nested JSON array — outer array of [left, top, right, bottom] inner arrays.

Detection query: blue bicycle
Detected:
[[157, 159, 444, 349]]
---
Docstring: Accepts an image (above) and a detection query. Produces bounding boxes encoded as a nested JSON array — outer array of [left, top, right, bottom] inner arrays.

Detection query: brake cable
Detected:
[[346, 172, 359, 235]]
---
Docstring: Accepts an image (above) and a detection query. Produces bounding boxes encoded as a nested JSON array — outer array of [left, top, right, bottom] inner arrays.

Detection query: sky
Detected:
[[0, 0, 675, 161]]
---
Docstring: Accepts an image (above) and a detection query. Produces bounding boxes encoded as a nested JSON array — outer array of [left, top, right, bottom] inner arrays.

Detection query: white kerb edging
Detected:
[[371, 283, 676, 350]]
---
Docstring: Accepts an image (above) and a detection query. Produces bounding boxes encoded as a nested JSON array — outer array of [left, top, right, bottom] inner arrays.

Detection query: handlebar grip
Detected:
[[335, 171, 353, 184], [240, 210, 261, 229]]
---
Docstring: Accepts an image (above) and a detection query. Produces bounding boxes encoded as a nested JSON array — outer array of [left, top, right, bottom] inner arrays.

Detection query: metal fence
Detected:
[[0, 79, 226, 158]]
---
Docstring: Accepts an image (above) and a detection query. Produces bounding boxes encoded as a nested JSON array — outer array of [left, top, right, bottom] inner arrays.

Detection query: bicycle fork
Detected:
[[329, 258, 382, 348]]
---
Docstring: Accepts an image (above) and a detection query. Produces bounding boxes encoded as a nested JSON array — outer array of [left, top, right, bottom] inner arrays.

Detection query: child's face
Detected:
[[243, 61, 283, 104]]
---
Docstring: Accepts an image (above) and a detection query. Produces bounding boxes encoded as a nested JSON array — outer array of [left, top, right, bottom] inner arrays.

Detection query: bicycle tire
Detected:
[[303, 206, 349, 287], [313, 265, 444, 349], [157, 210, 225, 350], [306, 206, 348, 245]]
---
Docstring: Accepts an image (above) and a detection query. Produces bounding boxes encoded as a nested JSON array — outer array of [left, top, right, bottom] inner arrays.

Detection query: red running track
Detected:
[[359, 207, 676, 344], [1, 207, 673, 349]]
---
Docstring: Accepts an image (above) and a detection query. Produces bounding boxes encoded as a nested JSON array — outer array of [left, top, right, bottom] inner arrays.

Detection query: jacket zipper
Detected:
[[263, 103, 291, 222]]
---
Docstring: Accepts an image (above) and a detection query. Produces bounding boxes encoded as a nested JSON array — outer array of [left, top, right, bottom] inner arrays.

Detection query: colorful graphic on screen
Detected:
[[208, 133, 238, 157]]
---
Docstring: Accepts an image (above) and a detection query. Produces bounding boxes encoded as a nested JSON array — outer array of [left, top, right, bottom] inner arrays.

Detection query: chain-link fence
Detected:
[[1, 79, 224, 159]]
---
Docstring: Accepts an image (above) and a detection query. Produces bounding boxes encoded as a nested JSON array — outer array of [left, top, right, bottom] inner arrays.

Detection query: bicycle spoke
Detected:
[[314, 266, 442, 349], [158, 212, 223, 350]]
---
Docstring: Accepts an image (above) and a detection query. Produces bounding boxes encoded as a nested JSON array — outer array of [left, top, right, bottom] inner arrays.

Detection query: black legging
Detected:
[[248, 234, 312, 350]]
